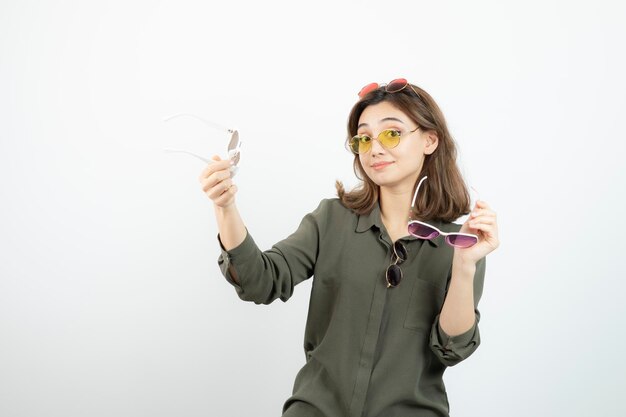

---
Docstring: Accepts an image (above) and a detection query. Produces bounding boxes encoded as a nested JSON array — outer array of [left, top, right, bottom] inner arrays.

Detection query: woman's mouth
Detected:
[[372, 162, 393, 170]]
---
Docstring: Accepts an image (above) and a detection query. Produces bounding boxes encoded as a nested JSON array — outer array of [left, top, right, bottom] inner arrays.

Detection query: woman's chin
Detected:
[[368, 175, 400, 188], [366, 170, 416, 190]]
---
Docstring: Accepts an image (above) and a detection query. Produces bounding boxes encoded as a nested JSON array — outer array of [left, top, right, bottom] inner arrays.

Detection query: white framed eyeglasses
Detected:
[[407, 176, 479, 248], [163, 113, 242, 177]]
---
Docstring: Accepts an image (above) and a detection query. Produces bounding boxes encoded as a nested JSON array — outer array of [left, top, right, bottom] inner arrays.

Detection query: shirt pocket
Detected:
[[403, 275, 446, 332]]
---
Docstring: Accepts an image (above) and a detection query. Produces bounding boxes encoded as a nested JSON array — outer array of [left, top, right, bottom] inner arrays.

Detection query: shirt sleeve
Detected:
[[429, 256, 486, 367], [216, 200, 326, 305]]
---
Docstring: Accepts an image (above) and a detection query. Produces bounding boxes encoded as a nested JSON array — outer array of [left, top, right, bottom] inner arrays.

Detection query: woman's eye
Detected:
[[360, 135, 371, 143], [381, 129, 401, 139]]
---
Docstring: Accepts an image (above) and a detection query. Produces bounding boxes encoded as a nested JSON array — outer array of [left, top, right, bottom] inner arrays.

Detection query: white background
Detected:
[[1, 1, 625, 416]]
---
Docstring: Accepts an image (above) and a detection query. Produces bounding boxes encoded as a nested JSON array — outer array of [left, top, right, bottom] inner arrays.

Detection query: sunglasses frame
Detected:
[[407, 176, 479, 249], [358, 78, 423, 100], [408, 220, 479, 248], [348, 126, 420, 154], [163, 113, 242, 176]]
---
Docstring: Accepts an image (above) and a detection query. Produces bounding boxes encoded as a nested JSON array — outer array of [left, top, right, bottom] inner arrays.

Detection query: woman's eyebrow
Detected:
[[381, 117, 406, 124], [357, 117, 406, 130]]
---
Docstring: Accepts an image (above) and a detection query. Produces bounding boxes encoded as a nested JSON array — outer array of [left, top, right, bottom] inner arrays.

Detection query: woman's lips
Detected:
[[372, 162, 393, 170]]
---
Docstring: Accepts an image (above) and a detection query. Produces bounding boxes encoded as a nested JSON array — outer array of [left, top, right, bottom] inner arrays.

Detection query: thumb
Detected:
[[211, 154, 221, 162]]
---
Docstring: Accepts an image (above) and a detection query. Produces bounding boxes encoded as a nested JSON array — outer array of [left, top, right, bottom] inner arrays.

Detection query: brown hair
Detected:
[[335, 84, 471, 223]]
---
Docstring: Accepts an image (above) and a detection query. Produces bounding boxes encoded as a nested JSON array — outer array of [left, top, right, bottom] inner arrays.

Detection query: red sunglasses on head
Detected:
[[358, 78, 423, 99]]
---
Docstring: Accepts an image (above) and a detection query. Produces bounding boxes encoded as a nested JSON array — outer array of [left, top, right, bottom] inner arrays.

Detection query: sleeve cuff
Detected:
[[429, 313, 481, 367], [216, 229, 257, 289], [435, 317, 478, 349], [218, 228, 257, 259]]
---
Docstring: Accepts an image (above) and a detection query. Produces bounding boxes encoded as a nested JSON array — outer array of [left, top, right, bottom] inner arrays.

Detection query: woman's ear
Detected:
[[424, 131, 439, 155]]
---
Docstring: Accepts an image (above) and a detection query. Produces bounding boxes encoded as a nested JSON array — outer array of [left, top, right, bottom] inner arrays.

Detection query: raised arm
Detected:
[[199, 154, 324, 304], [199, 155, 245, 283]]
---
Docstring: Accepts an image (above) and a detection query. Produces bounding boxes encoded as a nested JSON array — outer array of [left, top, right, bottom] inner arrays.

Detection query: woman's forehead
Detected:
[[358, 102, 409, 128]]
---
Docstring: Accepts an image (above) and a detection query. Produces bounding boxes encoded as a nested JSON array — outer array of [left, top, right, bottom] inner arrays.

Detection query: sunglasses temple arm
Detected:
[[470, 186, 481, 208], [163, 148, 213, 164], [411, 176, 428, 209], [163, 113, 232, 134]]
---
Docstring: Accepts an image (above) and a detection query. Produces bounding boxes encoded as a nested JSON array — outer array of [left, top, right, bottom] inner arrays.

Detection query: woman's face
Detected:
[[357, 101, 437, 190]]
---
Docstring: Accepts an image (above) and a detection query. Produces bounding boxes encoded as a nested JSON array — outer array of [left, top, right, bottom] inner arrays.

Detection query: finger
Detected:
[[469, 215, 497, 231], [198, 157, 231, 181], [473, 224, 500, 248], [475, 200, 492, 210], [469, 222, 495, 236], [469, 216, 496, 228], [204, 179, 232, 200], [199, 162, 231, 182], [470, 211, 496, 221], [206, 178, 234, 200], [214, 184, 238, 206], [470, 208, 496, 219], [201, 169, 232, 191], [469, 208, 496, 218], [202, 155, 221, 173], [471, 221, 499, 241], [200, 171, 227, 192]]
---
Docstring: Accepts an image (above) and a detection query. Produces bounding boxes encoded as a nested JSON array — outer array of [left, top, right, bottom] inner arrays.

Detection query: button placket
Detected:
[[349, 229, 394, 417]]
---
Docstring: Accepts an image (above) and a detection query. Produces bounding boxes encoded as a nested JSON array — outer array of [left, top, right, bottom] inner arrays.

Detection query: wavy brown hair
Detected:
[[335, 84, 471, 223]]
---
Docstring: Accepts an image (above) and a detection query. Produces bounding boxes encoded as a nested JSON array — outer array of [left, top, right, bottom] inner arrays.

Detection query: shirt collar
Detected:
[[355, 201, 384, 233], [355, 201, 444, 247]]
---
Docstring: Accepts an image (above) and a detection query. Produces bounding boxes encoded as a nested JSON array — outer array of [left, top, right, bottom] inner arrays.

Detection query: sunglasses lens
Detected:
[[408, 222, 439, 239], [227, 130, 240, 165], [393, 241, 407, 262], [348, 137, 359, 153], [386, 264, 402, 287], [358, 82, 379, 98], [349, 135, 371, 154], [386, 78, 409, 93], [446, 234, 478, 248], [379, 129, 401, 148]]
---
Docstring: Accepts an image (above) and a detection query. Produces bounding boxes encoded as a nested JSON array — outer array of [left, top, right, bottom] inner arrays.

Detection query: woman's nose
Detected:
[[369, 136, 386, 154]]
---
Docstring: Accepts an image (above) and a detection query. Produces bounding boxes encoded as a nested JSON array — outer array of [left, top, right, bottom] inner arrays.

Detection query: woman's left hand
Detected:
[[454, 200, 500, 266]]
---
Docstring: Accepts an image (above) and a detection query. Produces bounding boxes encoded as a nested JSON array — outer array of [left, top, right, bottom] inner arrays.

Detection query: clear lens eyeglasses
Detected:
[[163, 113, 242, 176]]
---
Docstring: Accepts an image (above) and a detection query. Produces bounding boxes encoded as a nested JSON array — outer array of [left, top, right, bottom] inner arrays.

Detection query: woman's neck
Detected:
[[379, 187, 413, 237]]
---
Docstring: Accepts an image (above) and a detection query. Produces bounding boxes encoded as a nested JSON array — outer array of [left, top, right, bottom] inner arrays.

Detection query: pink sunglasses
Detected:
[[358, 78, 423, 99], [408, 176, 479, 248]]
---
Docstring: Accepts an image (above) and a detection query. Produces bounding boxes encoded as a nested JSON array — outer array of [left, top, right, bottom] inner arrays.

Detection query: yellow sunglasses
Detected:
[[348, 127, 420, 154]]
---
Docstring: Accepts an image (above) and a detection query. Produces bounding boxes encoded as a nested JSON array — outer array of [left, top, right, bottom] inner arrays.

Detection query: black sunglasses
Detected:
[[385, 241, 408, 288]]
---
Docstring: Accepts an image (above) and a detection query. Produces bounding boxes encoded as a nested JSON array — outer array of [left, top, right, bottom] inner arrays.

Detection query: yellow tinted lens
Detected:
[[379, 129, 401, 148], [349, 136, 359, 153], [359, 136, 372, 153], [350, 135, 371, 154]]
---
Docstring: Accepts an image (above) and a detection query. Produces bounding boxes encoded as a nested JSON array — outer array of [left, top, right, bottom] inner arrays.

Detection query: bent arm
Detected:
[[216, 200, 327, 305], [439, 256, 478, 336], [430, 256, 486, 366]]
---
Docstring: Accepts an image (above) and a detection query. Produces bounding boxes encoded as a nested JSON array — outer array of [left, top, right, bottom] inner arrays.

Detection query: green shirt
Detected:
[[217, 198, 486, 417]]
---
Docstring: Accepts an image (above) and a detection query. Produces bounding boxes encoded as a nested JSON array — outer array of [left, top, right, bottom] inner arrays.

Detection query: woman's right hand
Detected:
[[198, 155, 238, 208]]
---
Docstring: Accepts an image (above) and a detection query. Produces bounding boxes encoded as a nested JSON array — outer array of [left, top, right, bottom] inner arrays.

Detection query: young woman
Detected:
[[200, 78, 500, 417]]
